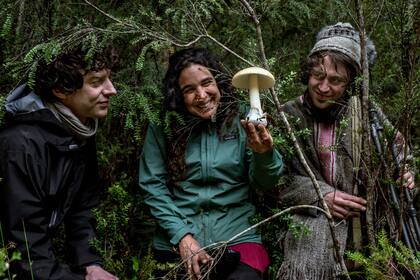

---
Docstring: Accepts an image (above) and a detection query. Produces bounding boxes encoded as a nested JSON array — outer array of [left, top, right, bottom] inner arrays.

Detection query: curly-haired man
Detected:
[[0, 46, 118, 280]]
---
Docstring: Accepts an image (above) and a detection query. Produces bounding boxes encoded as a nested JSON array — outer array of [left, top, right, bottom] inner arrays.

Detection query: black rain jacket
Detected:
[[0, 85, 101, 279]]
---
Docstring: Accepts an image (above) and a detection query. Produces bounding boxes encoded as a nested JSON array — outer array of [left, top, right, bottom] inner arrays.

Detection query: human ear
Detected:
[[52, 89, 68, 100]]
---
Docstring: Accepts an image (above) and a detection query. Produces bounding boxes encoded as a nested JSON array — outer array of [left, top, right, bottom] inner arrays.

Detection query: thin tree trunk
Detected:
[[355, 0, 376, 247], [16, 0, 25, 41]]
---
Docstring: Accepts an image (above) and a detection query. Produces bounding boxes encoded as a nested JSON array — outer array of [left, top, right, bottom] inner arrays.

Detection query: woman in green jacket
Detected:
[[139, 48, 283, 279]]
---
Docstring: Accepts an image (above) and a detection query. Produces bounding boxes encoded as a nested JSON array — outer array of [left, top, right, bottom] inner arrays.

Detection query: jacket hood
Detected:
[[3, 84, 69, 135], [2, 84, 89, 147], [5, 84, 46, 116]]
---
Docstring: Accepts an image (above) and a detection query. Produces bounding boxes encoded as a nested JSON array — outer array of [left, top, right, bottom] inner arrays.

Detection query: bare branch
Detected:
[[205, 33, 254, 66], [84, 0, 130, 26], [83, 0, 253, 66], [371, 0, 386, 35], [238, 0, 267, 65], [164, 205, 328, 279], [225, 205, 327, 243]]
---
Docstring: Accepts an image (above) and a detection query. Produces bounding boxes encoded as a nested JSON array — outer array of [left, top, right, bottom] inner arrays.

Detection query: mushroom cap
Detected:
[[232, 67, 275, 90]]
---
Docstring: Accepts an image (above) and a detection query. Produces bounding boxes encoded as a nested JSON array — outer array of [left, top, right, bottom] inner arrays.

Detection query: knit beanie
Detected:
[[309, 22, 376, 69]]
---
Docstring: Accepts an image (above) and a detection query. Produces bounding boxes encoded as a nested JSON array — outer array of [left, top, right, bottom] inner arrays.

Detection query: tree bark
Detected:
[[355, 0, 376, 248]]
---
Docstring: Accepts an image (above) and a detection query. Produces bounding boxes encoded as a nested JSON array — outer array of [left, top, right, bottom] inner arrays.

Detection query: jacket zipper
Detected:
[[48, 210, 58, 229]]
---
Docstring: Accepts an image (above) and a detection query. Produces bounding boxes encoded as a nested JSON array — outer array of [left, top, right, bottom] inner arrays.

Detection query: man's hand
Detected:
[[85, 265, 118, 280], [324, 191, 367, 219], [179, 234, 212, 280], [398, 170, 415, 190], [240, 120, 273, 154]]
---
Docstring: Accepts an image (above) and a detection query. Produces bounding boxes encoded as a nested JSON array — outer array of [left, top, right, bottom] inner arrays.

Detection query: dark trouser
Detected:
[[154, 250, 262, 280], [225, 262, 262, 280], [11, 260, 85, 280]]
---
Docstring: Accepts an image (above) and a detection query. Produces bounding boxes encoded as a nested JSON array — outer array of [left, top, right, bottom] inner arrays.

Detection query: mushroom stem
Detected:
[[247, 74, 267, 125], [249, 75, 262, 113]]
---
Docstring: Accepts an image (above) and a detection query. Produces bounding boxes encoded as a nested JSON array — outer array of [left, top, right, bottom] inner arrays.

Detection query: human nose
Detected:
[[318, 78, 330, 93], [103, 78, 117, 96], [195, 86, 207, 99]]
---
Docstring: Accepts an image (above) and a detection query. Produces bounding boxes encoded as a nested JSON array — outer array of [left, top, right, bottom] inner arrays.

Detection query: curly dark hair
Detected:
[[34, 46, 117, 101], [162, 47, 239, 185], [300, 50, 359, 91]]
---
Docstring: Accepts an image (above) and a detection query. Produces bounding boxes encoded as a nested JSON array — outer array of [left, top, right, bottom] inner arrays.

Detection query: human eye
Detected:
[[182, 86, 195, 95], [202, 78, 214, 87], [89, 78, 103, 87], [311, 69, 325, 80], [86, 71, 108, 87], [329, 76, 346, 86]]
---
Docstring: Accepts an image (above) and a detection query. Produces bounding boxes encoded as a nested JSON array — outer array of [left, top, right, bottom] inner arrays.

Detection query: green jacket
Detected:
[[139, 116, 283, 251]]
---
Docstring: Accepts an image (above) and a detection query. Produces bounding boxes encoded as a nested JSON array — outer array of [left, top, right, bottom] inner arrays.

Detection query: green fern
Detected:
[[26, 61, 39, 89], [109, 82, 162, 140], [0, 14, 12, 39], [136, 42, 154, 72], [346, 230, 420, 279], [83, 33, 99, 63], [163, 111, 185, 139]]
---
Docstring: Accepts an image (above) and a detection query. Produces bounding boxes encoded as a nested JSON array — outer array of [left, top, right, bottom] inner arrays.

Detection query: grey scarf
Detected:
[[46, 101, 98, 139]]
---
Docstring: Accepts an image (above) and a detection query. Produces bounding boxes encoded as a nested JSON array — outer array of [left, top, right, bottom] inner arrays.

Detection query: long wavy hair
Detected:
[[162, 47, 238, 185]]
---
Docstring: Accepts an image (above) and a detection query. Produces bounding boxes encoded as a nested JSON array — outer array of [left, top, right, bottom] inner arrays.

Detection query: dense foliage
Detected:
[[0, 0, 418, 279]]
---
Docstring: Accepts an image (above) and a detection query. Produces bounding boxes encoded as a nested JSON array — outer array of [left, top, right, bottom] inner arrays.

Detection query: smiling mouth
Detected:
[[98, 101, 109, 107], [196, 102, 217, 113], [315, 92, 333, 100]]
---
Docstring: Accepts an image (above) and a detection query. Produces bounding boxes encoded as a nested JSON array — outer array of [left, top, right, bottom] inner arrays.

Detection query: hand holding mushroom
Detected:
[[233, 67, 275, 153], [240, 119, 274, 153]]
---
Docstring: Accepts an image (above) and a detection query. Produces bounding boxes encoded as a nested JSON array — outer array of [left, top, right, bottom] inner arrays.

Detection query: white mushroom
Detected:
[[232, 67, 275, 125]]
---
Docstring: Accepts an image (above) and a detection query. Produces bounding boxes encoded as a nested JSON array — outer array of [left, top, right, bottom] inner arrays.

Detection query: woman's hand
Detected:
[[241, 120, 273, 154], [324, 191, 367, 219], [179, 234, 212, 280]]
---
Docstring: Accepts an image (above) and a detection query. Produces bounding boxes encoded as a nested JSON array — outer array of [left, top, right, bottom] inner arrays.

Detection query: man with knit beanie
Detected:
[[277, 23, 416, 279], [0, 46, 119, 279]]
